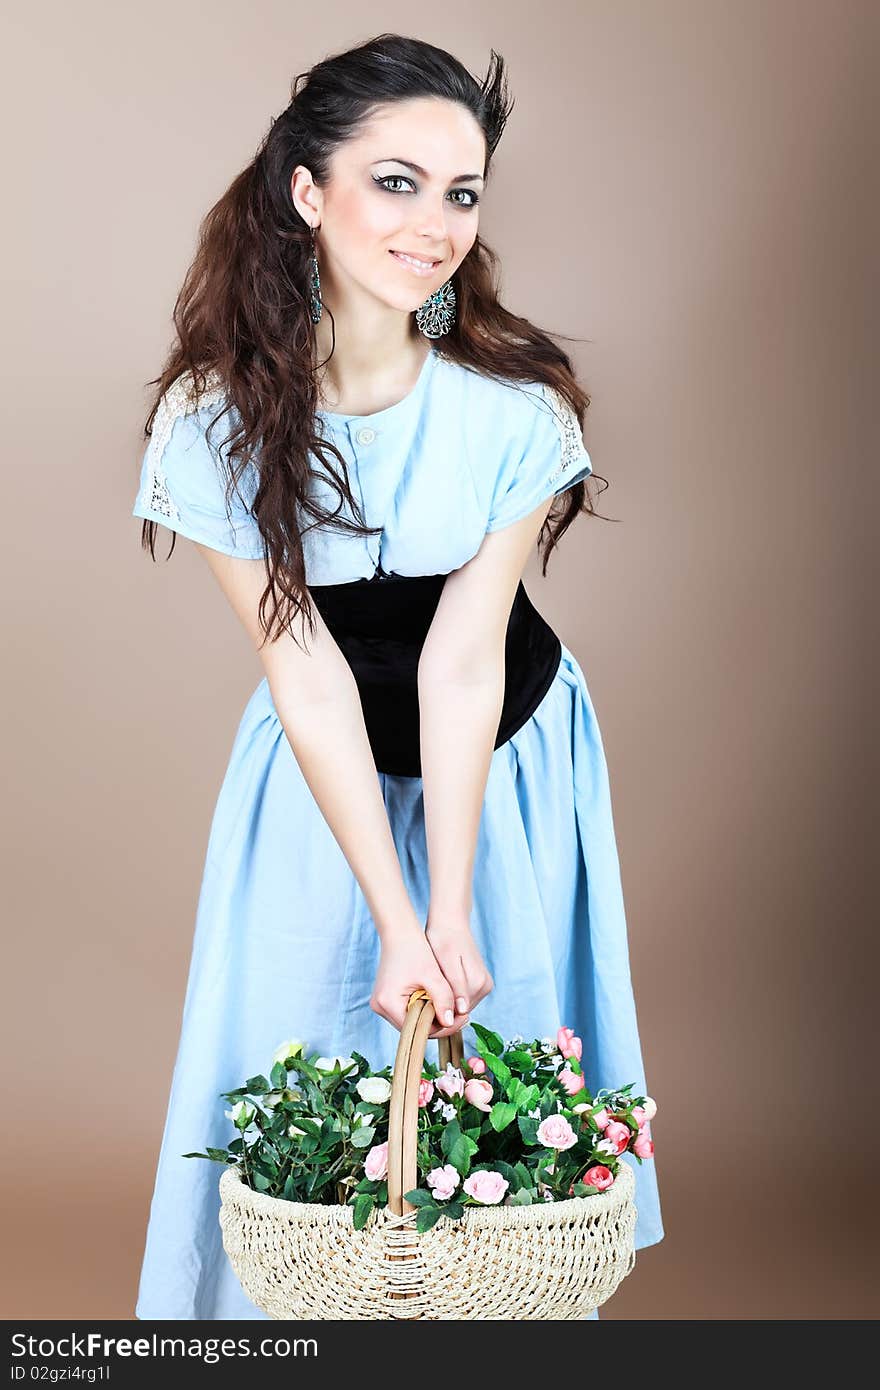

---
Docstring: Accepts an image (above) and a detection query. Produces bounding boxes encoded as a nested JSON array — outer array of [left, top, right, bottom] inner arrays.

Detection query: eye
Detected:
[[373, 175, 415, 194], [373, 175, 479, 209]]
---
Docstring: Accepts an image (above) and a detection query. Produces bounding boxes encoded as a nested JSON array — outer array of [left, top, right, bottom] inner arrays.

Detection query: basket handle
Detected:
[[386, 989, 465, 1215]]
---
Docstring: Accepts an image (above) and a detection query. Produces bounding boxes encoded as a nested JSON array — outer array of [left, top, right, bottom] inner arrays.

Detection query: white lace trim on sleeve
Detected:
[[540, 384, 588, 483], [142, 370, 227, 522]]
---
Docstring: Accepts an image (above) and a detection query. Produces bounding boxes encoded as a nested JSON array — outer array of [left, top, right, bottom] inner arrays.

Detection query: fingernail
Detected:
[[456, 997, 467, 1012], [444, 1009, 454, 1025]]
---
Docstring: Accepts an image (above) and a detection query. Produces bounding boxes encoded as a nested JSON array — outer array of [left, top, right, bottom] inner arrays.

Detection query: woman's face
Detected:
[[293, 97, 486, 313]]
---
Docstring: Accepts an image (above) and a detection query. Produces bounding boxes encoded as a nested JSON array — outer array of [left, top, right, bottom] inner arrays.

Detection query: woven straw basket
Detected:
[[218, 989, 638, 1319]]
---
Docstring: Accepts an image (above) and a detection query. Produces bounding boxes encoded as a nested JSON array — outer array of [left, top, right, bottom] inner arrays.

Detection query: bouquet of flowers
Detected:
[[186, 1021, 656, 1234]]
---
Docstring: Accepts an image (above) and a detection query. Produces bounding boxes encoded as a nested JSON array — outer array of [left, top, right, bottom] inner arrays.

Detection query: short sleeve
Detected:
[[132, 375, 265, 559], [486, 382, 593, 533]]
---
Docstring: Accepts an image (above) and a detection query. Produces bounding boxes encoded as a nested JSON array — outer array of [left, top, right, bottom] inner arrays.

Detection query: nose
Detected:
[[412, 195, 449, 246]]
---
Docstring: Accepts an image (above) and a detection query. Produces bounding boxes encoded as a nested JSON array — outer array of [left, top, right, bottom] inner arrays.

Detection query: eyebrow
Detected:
[[373, 158, 485, 184]]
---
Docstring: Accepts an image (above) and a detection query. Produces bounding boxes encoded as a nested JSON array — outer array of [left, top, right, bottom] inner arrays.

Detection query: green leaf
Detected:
[[270, 1062, 287, 1089], [181, 1151, 211, 1161], [353, 1194, 374, 1230], [440, 1118, 462, 1159], [484, 1053, 512, 1089], [448, 1132, 478, 1176], [513, 1162, 533, 1189], [507, 1080, 540, 1111], [292, 1116, 322, 1139], [489, 1159, 518, 1185], [489, 1102, 518, 1132], [310, 1172, 337, 1195], [445, 1200, 464, 1219], [505, 1049, 534, 1071], [517, 1115, 539, 1145], [470, 1022, 505, 1055], [402, 1188, 436, 1208], [252, 1171, 273, 1191], [283, 1173, 300, 1200], [244, 1074, 270, 1095], [350, 1126, 376, 1149], [509, 1188, 534, 1205], [415, 1205, 445, 1233]]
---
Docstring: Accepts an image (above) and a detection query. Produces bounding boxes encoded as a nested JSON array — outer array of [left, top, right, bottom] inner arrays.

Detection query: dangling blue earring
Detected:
[[308, 222, 323, 324], [415, 279, 456, 338]]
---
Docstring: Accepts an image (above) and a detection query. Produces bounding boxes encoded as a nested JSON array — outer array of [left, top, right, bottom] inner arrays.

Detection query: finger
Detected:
[[446, 955, 470, 1015], [427, 944, 470, 1015], [428, 1003, 470, 1040], [426, 976, 457, 1030]]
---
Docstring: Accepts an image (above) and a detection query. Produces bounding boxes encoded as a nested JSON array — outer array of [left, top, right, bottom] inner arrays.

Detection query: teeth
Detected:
[[392, 251, 438, 268]]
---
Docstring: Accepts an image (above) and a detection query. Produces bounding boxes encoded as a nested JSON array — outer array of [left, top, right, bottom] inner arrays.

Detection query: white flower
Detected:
[[540, 1036, 556, 1051], [225, 1100, 256, 1129], [356, 1076, 393, 1105], [528, 1106, 541, 1119], [313, 1055, 357, 1073], [272, 1040, 305, 1067], [441, 1101, 456, 1121], [508, 1034, 524, 1046], [572, 1102, 590, 1114], [596, 1138, 617, 1155], [432, 1098, 446, 1113], [542, 1190, 554, 1201]]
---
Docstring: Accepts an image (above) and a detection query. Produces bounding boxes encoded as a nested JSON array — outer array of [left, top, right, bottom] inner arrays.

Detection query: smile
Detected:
[[389, 250, 442, 276]]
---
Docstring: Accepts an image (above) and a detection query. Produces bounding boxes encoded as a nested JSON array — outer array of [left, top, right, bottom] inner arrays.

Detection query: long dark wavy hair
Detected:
[[139, 32, 606, 647]]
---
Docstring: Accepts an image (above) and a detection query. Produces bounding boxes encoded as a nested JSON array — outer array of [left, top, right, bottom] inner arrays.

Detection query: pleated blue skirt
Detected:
[[135, 641, 664, 1320]]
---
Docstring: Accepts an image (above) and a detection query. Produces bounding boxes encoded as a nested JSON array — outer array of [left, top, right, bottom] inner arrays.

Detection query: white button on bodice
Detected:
[[355, 426, 376, 445]]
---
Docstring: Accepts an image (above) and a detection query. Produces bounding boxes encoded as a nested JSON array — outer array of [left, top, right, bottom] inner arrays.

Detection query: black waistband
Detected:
[[308, 570, 562, 777]]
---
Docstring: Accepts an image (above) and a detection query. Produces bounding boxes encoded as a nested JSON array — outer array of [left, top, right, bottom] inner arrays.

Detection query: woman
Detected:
[[132, 33, 664, 1320]]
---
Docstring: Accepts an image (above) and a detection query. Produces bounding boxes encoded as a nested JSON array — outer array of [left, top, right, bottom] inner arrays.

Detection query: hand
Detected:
[[371, 927, 470, 1039], [424, 907, 494, 1019]]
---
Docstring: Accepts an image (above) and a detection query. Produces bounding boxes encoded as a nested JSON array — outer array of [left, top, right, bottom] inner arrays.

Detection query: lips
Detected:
[[390, 250, 443, 268]]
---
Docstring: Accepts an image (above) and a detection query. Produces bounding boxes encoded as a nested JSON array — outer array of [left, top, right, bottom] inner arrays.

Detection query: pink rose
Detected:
[[463, 1170, 510, 1205], [633, 1132, 655, 1159], [592, 1107, 610, 1130], [364, 1141, 388, 1181], [418, 1079, 435, 1108], [558, 1066, 585, 1097], [435, 1065, 466, 1099], [632, 1103, 656, 1129], [466, 1056, 487, 1075], [464, 1078, 494, 1112], [582, 1164, 615, 1191], [537, 1115, 577, 1151], [557, 1026, 583, 1062], [602, 1120, 631, 1155], [427, 1163, 461, 1201]]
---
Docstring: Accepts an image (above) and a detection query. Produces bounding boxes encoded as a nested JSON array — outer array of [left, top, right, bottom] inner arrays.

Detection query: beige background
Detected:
[[2, 0, 875, 1320]]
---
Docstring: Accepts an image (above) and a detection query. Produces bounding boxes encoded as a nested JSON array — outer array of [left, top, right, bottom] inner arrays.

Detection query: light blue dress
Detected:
[[131, 346, 664, 1320]]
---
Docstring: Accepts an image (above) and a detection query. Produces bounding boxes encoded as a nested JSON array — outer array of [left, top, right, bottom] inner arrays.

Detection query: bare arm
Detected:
[[416, 496, 557, 1011], [193, 544, 462, 1037]]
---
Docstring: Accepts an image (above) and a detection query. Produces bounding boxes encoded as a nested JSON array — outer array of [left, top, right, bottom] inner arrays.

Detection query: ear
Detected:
[[290, 165, 322, 227]]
